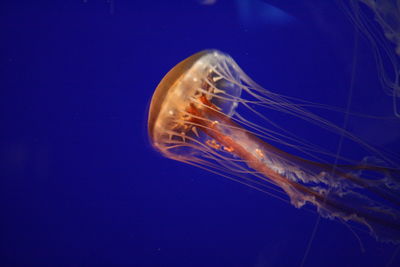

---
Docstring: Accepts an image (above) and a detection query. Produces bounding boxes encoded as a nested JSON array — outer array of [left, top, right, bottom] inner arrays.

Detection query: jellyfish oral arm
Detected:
[[187, 95, 400, 242]]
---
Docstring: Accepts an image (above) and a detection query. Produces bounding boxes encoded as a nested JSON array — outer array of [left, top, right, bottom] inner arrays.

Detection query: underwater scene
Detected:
[[2, 0, 400, 266]]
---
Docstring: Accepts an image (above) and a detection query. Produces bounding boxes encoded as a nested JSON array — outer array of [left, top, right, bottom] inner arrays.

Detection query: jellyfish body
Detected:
[[147, 50, 400, 243]]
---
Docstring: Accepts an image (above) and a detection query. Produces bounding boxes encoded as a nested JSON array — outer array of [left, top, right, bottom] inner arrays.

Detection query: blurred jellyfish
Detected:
[[342, 0, 400, 117], [148, 50, 400, 243], [198, 0, 217, 6], [235, 0, 294, 28]]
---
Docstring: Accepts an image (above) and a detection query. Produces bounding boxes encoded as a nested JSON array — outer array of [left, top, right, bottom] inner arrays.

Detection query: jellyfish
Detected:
[[341, 0, 400, 118], [147, 50, 400, 243]]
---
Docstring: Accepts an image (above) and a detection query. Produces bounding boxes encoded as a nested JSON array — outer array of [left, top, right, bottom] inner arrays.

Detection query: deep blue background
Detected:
[[1, 0, 400, 266]]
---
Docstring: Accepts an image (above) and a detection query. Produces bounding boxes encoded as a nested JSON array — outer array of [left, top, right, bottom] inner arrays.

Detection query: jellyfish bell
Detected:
[[147, 50, 400, 243], [148, 50, 242, 161]]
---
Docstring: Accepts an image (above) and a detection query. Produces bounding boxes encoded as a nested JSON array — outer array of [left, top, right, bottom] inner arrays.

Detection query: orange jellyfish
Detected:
[[147, 50, 400, 243]]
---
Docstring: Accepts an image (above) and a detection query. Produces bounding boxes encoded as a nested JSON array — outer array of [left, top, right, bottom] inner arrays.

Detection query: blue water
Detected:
[[1, 1, 400, 266]]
